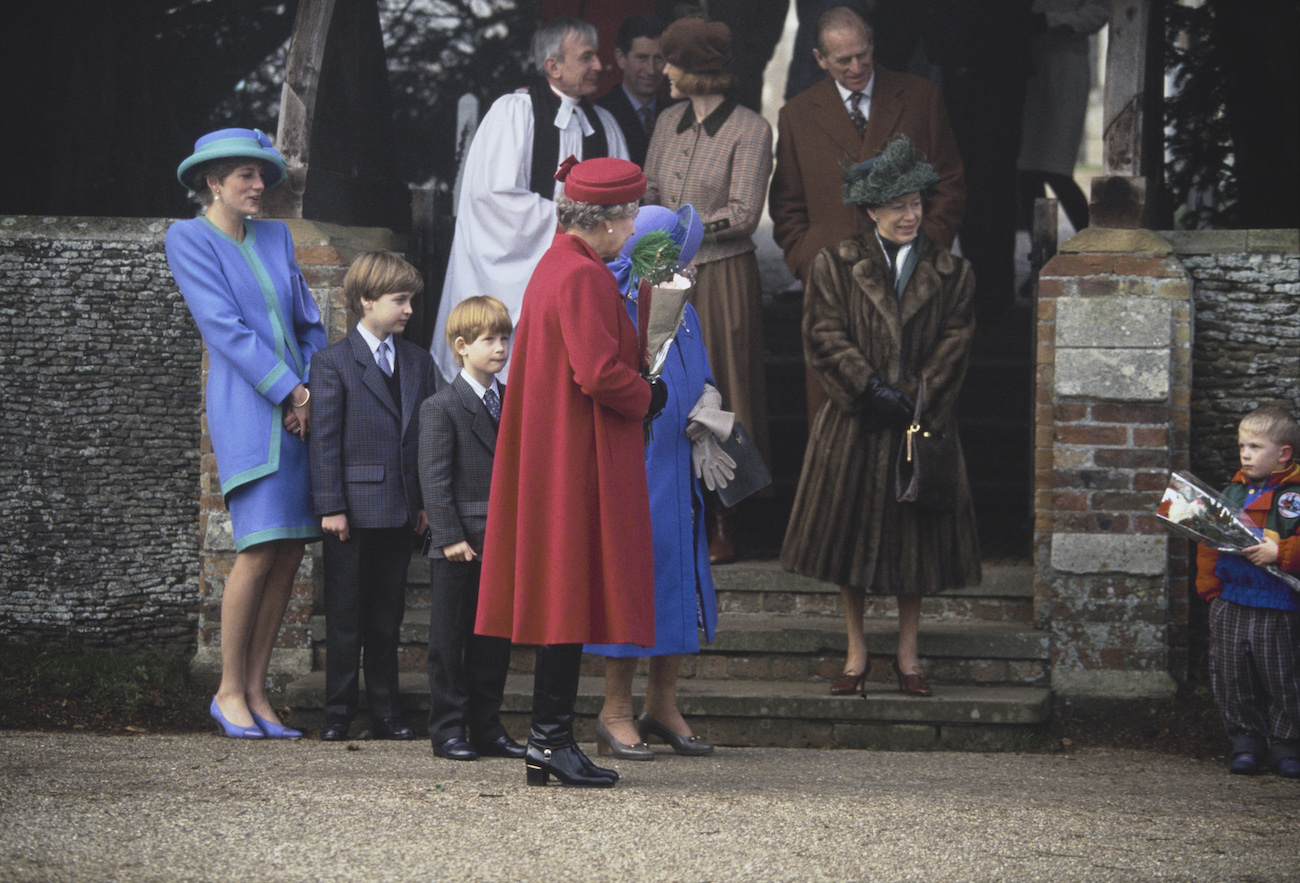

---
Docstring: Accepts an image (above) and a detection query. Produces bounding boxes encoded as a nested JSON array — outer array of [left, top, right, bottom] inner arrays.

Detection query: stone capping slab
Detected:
[[1050, 533, 1167, 576], [1161, 228, 1299, 255], [1052, 668, 1177, 700], [0, 215, 174, 240], [1059, 227, 1173, 255]]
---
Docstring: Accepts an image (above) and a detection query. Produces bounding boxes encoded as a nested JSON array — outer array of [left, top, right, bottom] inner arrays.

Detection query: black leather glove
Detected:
[[646, 377, 668, 419], [861, 376, 915, 430]]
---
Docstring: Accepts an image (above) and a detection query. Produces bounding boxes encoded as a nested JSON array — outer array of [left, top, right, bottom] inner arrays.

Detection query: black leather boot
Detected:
[[525, 645, 617, 787]]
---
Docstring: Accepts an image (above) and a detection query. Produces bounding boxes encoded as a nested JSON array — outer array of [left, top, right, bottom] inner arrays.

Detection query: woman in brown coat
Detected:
[[781, 137, 980, 697]]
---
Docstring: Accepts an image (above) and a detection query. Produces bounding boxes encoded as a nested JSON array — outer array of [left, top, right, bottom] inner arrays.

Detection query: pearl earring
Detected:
[[607, 227, 614, 234]]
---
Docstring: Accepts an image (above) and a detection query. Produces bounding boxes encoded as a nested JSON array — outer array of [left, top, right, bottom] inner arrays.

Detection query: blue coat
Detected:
[[165, 217, 327, 497], [587, 302, 719, 657]]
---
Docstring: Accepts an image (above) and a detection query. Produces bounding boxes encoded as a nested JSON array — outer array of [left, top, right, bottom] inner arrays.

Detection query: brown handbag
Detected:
[[894, 379, 959, 511]]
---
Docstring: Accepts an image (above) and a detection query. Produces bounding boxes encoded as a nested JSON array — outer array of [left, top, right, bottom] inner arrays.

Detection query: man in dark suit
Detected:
[[596, 14, 667, 168], [769, 5, 965, 417], [418, 295, 521, 761], [309, 252, 439, 742]]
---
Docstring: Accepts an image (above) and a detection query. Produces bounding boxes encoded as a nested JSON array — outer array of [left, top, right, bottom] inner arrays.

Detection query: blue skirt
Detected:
[[225, 425, 322, 552]]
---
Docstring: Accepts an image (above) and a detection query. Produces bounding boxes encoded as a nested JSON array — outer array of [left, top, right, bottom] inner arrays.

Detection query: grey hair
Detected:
[[816, 6, 874, 55], [555, 195, 639, 231], [532, 17, 598, 72]]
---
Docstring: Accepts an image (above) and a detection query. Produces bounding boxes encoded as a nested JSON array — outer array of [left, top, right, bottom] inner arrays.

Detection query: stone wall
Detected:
[[1167, 231, 1300, 482], [1035, 227, 1299, 702], [0, 217, 201, 651], [0, 215, 402, 666]]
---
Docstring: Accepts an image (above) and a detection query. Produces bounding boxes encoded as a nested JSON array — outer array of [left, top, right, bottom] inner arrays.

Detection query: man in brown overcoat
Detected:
[[769, 5, 965, 416]]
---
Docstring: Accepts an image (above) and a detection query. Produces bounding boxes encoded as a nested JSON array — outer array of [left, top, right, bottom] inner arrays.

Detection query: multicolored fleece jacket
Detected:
[[1196, 461, 1300, 612]]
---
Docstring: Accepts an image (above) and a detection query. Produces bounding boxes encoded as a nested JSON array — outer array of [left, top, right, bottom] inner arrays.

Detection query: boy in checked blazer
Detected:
[[418, 296, 522, 761], [309, 251, 439, 742]]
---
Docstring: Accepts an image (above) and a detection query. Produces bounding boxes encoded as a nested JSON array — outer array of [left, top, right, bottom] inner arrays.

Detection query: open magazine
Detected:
[[1155, 470, 1300, 593]]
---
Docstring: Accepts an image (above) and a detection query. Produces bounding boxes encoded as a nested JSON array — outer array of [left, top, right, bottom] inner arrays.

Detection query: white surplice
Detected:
[[430, 88, 629, 383]]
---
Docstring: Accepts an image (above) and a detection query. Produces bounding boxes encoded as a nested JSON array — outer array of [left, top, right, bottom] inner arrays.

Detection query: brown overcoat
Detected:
[[769, 70, 966, 282], [780, 231, 981, 594]]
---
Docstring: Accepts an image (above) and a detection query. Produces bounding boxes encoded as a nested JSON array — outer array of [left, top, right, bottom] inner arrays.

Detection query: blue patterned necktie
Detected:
[[484, 386, 501, 422], [376, 340, 392, 377]]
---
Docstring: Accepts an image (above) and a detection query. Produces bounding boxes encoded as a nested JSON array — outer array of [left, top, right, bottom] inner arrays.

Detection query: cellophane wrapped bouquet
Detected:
[[1155, 470, 1300, 593]]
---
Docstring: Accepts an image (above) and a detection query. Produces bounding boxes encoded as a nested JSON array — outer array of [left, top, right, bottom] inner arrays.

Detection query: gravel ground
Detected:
[[2, 731, 1297, 882]]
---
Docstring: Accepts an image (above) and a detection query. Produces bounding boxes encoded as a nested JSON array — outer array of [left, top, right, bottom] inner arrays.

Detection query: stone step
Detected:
[[310, 610, 1047, 687], [282, 670, 1052, 751], [397, 558, 1034, 619]]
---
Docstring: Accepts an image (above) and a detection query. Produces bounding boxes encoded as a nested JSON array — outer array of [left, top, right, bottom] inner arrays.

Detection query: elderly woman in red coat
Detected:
[[475, 156, 668, 788]]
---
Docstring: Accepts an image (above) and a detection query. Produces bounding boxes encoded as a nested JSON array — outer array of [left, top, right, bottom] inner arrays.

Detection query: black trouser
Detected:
[[426, 557, 512, 743], [323, 527, 411, 723]]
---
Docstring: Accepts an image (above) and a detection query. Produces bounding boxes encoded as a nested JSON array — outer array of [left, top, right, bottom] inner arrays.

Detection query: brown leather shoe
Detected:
[[893, 662, 933, 697], [830, 670, 866, 696], [708, 509, 736, 564]]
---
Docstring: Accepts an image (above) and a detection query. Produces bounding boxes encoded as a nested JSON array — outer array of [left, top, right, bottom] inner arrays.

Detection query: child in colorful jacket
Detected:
[[1196, 405, 1300, 779]]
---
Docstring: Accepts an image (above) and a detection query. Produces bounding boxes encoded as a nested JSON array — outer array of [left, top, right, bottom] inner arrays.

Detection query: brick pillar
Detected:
[[1034, 228, 1193, 705], [192, 221, 405, 689]]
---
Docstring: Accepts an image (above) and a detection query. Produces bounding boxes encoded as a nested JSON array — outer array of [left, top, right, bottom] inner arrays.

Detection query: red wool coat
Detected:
[[475, 233, 656, 647]]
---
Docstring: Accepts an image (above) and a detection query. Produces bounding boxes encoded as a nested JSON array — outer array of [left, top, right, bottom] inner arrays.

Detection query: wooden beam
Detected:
[[263, 0, 338, 219]]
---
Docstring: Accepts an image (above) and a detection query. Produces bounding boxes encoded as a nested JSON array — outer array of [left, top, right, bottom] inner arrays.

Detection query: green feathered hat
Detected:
[[842, 136, 940, 207]]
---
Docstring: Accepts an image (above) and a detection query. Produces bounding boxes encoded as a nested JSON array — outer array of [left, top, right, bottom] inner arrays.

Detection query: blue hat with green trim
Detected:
[[177, 128, 287, 191]]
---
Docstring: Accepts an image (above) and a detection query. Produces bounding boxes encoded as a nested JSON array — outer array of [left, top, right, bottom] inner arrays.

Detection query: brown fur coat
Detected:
[[780, 231, 981, 594]]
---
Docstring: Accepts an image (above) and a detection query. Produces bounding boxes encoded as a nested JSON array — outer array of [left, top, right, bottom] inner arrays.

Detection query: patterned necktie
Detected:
[[640, 104, 654, 134], [484, 387, 501, 422], [849, 91, 868, 137], [376, 340, 392, 377]]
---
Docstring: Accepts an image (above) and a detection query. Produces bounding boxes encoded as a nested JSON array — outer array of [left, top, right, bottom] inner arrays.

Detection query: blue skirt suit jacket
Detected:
[[166, 217, 327, 546]]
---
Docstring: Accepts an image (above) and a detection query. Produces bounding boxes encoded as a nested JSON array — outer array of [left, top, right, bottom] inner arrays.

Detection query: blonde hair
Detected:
[[446, 296, 512, 366], [1239, 405, 1300, 457], [344, 251, 424, 319]]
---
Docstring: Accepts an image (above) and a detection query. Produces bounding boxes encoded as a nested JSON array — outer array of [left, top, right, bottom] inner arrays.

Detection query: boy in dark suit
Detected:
[[309, 251, 439, 741], [418, 295, 521, 761]]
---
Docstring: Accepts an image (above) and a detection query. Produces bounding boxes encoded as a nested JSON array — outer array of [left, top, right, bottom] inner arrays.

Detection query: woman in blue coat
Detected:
[[586, 205, 727, 759], [165, 129, 327, 740]]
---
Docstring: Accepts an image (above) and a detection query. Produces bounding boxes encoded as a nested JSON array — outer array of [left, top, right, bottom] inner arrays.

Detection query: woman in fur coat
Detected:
[[781, 137, 981, 698]]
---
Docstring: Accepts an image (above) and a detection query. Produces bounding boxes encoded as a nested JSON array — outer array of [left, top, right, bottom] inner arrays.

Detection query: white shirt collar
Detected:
[[833, 72, 876, 109], [355, 323, 393, 359], [459, 368, 499, 402], [550, 85, 596, 136]]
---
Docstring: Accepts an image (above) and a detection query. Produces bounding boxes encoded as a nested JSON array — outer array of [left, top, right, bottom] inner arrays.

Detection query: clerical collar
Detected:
[[677, 97, 738, 136], [833, 73, 876, 107], [550, 85, 595, 136]]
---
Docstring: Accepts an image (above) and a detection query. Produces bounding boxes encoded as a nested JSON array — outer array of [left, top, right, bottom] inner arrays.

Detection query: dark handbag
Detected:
[[711, 419, 772, 508], [894, 380, 959, 511]]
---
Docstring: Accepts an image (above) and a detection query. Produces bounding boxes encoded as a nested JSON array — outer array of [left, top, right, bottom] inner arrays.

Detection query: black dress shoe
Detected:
[[371, 718, 416, 740], [320, 721, 350, 742], [433, 736, 479, 760], [471, 732, 526, 759]]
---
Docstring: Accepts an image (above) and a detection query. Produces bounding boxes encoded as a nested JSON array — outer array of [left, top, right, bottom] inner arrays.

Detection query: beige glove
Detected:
[[691, 432, 736, 491], [687, 384, 736, 490]]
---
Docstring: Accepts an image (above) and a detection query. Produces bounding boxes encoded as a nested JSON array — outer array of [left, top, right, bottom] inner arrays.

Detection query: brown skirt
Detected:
[[690, 251, 770, 469]]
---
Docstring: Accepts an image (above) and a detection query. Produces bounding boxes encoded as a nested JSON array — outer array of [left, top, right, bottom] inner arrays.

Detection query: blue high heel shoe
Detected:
[[210, 698, 264, 739], [250, 711, 303, 740]]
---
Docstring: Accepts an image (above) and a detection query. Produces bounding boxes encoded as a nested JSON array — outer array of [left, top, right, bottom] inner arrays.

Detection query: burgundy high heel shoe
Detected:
[[830, 669, 867, 696], [892, 661, 933, 697]]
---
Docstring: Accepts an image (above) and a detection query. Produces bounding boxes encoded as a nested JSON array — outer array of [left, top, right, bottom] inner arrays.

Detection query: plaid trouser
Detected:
[[1209, 597, 1300, 759]]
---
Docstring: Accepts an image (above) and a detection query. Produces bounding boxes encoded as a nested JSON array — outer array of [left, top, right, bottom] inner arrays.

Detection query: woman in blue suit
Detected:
[[166, 129, 327, 740], [586, 205, 726, 759]]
